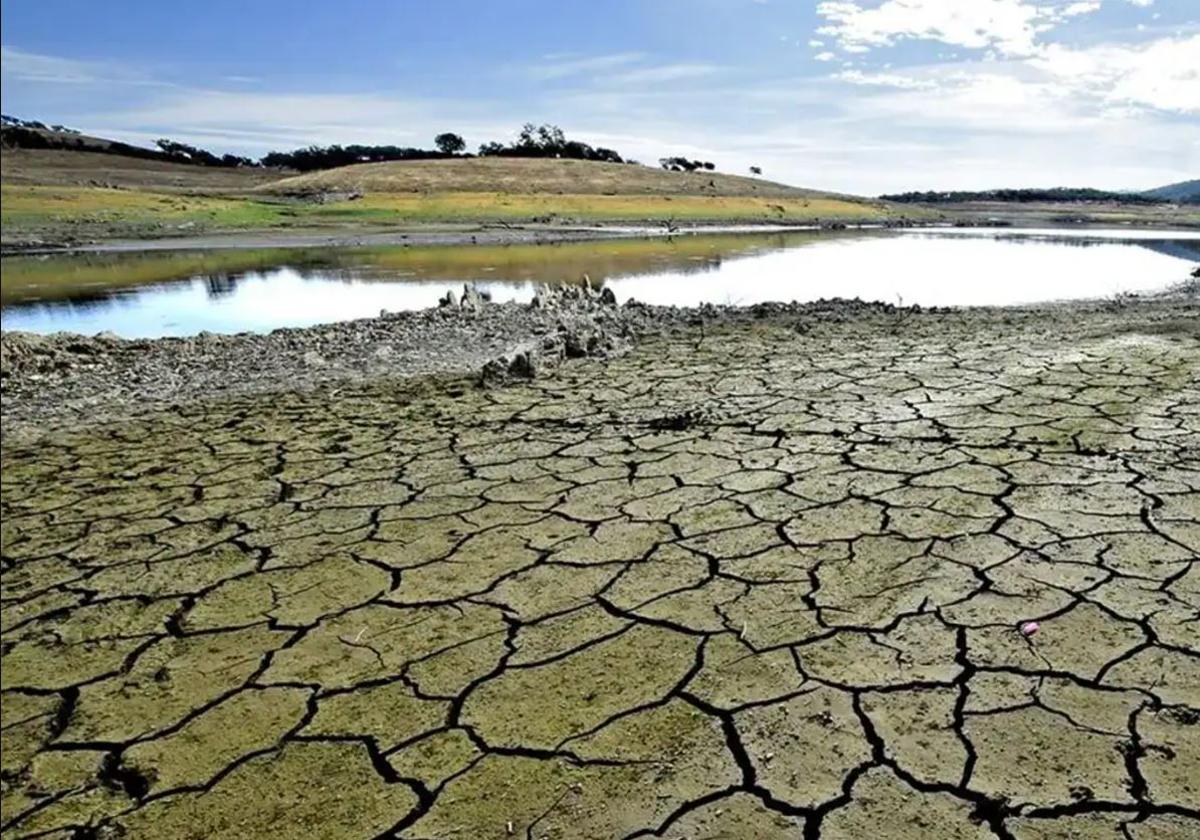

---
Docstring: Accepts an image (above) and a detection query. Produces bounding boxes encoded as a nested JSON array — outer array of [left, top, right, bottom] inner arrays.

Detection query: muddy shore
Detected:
[[1, 220, 902, 256]]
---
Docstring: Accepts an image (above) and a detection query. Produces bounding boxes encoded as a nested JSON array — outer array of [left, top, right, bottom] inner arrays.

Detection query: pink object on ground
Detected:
[[1019, 621, 1040, 636]]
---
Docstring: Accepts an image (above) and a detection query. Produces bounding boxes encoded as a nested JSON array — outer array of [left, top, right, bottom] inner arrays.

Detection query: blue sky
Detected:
[[2, 0, 1196, 194]]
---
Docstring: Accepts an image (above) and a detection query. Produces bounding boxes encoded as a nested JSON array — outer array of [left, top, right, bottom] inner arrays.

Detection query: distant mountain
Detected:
[[1142, 179, 1200, 204], [878, 187, 1165, 205]]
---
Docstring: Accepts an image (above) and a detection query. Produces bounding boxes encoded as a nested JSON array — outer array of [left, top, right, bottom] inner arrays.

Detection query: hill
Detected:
[[1, 132, 908, 247], [1143, 179, 1200, 204], [257, 157, 831, 199], [0, 148, 282, 193]]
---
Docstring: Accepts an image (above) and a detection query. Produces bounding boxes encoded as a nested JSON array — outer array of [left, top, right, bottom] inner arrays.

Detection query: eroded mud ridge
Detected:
[[2, 302, 1198, 839]]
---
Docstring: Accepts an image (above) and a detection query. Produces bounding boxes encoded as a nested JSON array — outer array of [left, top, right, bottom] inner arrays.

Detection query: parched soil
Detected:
[[1, 300, 1198, 839]]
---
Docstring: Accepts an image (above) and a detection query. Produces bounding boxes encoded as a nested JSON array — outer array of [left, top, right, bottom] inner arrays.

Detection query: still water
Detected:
[[2, 228, 1197, 339]]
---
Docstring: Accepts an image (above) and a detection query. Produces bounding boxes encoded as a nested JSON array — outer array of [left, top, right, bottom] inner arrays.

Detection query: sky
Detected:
[[1, 0, 1196, 195]]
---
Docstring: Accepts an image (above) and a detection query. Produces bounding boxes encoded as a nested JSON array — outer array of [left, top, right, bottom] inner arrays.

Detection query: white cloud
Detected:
[[815, 0, 1103, 57], [814, 51, 837, 61], [87, 89, 500, 152], [1031, 33, 1200, 114], [518, 54, 723, 87], [0, 45, 172, 87], [608, 63, 721, 84], [810, 0, 1200, 119], [524, 52, 644, 81], [835, 69, 939, 89]]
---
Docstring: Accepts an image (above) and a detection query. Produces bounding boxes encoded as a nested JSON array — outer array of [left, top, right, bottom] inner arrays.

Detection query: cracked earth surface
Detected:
[[1, 303, 1198, 839]]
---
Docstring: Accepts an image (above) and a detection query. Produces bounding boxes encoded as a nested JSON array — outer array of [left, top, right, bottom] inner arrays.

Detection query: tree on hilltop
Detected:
[[434, 132, 466, 154]]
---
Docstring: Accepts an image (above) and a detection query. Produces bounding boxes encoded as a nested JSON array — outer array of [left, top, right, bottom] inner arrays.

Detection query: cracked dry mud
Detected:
[[2, 303, 1198, 839]]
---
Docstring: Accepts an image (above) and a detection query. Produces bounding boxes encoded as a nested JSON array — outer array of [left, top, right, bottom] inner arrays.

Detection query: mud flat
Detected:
[[1, 291, 1198, 838]]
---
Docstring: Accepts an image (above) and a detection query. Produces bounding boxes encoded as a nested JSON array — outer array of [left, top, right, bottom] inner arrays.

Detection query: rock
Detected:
[[480, 355, 511, 387], [438, 289, 459, 309], [563, 329, 594, 359], [461, 285, 485, 313], [480, 347, 543, 387], [599, 287, 617, 306], [301, 350, 326, 367], [508, 351, 537, 379]]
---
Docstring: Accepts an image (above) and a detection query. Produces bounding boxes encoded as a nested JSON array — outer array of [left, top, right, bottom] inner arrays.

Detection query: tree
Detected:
[[749, 166, 762, 176], [659, 156, 710, 173], [474, 124, 623, 162], [434, 132, 466, 154]]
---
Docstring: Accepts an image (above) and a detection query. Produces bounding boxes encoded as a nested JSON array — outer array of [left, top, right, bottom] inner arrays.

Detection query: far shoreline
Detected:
[[4, 213, 1200, 257]]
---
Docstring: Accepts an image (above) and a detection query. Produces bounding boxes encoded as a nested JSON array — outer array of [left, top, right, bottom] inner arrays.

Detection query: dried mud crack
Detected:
[[1, 298, 1198, 839]]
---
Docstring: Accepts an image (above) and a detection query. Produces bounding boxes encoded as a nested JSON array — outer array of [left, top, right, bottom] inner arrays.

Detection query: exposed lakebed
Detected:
[[3, 298, 1198, 838], [3, 227, 1198, 338]]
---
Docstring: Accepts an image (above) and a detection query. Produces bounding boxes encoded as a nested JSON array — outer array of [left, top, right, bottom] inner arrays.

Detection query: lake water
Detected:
[[2, 228, 1197, 338]]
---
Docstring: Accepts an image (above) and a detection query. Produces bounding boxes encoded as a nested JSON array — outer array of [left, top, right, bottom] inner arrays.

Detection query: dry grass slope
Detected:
[[0, 148, 282, 193], [259, 156, 840, 199], [1, 149, 907, 243]]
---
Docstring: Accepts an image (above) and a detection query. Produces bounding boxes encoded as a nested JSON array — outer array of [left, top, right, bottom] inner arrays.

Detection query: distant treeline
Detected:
[[258, 145, 458, 170], [2, 121, 256, 168], [880, 188, 1170, 205], [1, 116, 654, 173], [2, 115, 80, 133], [261, 124, 630, 171]]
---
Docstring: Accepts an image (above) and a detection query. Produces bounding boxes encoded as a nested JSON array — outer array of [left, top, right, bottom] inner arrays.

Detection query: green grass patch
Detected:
[[1, 185, 911, 243]]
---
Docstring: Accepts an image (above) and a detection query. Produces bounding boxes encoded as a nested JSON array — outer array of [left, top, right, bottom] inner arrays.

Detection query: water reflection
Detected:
[[1, 228, 1196, 339], [203, 274, 242, 299]]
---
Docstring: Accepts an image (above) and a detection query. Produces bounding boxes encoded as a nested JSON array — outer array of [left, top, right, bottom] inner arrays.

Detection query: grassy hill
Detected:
[[250, 157, 897, 227], [1, 148, 282, 193], [1, 139, 912, 247], [260, 156, 830, 198]]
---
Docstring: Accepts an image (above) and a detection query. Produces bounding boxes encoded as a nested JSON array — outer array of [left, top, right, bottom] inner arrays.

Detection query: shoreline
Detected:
[[1, 219, 896, 256], [5, 213, 1199, 256], [3, 287, 1197, 436]]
